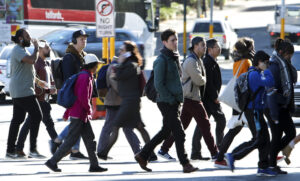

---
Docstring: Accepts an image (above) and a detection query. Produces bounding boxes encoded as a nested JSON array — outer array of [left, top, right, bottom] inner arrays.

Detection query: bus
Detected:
[[0, 0, 159, 58]]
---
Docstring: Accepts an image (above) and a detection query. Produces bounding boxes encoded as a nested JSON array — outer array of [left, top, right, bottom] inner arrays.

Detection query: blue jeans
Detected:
[[58, 124, 80, 151]]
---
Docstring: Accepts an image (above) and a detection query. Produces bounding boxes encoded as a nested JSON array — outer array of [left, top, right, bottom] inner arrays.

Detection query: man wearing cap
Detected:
[[45, 54, 107, 172], [157, 36, 218, 162], [50, 30, 89, 159], [15, 40, 58, 158]]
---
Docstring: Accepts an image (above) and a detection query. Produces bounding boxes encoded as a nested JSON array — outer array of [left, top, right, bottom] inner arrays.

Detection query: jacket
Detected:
[[247, 67, 274, 110], [233, 59, 252, 78], [115, 58, 141, 99], [67, 69, 93, 123], [181, 52, 206, 102], [153, 54, 183, 104], [202, 54, 222, 110], [34, 57, 55, 102], [104, 61, 122, 106], [61, 44, 86, 82]]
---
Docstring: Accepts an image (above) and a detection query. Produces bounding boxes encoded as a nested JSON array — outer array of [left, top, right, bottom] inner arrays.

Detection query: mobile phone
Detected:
[[123, 52, 131, 58]]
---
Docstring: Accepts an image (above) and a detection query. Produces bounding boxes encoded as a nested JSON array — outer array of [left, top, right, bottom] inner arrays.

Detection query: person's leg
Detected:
[[211, 105, 226, 148], [257, 115, 270, 169], [16, 115, 31, 152], [216, 125, 243, 161], [123, 128, 141, 154], [191, 126, 202, 158], [7, 98, 27, 154], [279, 109, 296, 151], [40, 101, 58, 140]]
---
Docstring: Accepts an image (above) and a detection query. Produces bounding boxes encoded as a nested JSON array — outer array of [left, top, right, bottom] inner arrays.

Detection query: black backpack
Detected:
[[234, 69, 263, 118], [51, 58, 63, 89]]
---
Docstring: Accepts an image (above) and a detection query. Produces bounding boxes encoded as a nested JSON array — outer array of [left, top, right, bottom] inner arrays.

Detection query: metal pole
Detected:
[[183, 0, 187, 58], [209, 0, 214, 38], [280, 0, 285, 39]]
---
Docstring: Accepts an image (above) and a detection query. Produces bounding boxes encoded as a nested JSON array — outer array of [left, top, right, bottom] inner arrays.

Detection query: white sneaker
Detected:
[[157, 150, 176, 161], [29, 150, 46, 159]]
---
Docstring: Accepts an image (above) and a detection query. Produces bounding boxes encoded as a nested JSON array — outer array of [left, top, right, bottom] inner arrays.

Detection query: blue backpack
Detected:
[[57, 71, 88, 108]]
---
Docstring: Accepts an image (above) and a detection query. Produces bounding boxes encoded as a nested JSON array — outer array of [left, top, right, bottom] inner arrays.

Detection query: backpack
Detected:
[[51, 58, 63, 89], [96, 64, 110, 97], [234, 69, 263, 118], [57, 71, 88, 108]]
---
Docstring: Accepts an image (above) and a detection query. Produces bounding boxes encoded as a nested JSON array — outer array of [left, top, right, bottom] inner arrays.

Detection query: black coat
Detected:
[[202, 55, 222, 113]]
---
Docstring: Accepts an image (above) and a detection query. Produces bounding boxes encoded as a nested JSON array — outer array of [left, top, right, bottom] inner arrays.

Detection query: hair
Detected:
[[161, 29, 176, 42], [233, 37, 255, 59], [123, 40, 143, 66], [242, 37, 254, 50], [11, 28, 26, 44], [274, 38, 294, 56], [83, 62, 98, 70], [206, 38, 218, 49], [253, 50, 270, 66]]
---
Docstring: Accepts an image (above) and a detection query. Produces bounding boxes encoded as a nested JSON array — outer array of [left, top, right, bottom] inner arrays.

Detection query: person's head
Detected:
[[119, 40, 143, 66], [72, 30, 88, 52], [253, 50, 270, 70], [234, 37, 255, 59], [161, 29, 178, 52], [38, 40, 50, 59], [206, 38, 221, 59], [83, 54, 102, 74], [274, 38, 294, 61], [189, 36, 206, 57], [11, 28, 31, 47]]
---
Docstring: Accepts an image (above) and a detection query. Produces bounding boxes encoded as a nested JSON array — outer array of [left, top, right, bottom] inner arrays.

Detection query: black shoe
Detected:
[[97, 153, 113, 160], [49, 140, 61, 155], [148, 152, 158, 162], [272, 166, 288, 174], [89, 166, 108, 172], [70, 152, 88, 160], [45, 160, 62, 172], [190, 154, 210, 161]]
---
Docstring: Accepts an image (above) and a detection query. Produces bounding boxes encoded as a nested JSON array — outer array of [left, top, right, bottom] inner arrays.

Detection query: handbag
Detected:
[[218, 60, 245, 112]]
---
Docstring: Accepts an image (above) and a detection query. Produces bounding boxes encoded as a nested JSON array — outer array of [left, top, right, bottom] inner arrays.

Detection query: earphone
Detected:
[[72, 36, 77, 44]]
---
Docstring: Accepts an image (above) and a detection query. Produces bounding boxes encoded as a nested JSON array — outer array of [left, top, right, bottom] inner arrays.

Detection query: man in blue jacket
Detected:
[[225, 51, 277, 176], [134, 29, 197, 173]]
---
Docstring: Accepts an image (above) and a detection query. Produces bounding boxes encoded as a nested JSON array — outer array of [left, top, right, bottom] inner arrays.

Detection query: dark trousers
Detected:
[[267, 108, 296, 167], [16, 101, 58, 151], [191, 103, 226, 155], [139, 102, 189, 165], [7, 96, 42, 153], [231, 109, 270, 169], [160, 98, 218, 157], [49, 118, 98, 167]]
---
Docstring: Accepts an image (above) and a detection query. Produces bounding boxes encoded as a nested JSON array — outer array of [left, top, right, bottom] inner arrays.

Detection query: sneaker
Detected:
[[6, 152, 17, 159], [70, 152, 88, 160], [271, 166, 288, 174], [276, 156, 284, 163], [214, 160, 228, 169], [257, 168, 277, 176], [49, 140, 61, 155], [211, 154, 218, 162], [89, 165, 108, 172], [157, 150, 176, 161], [190, 154, 210, 161], [16, 150, 27, 159], [224, 153, 235, 172], [97, 153, 113, 160], [29, 150, 46, 159]]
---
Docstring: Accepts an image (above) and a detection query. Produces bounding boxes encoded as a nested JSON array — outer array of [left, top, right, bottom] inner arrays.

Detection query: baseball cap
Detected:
[[72, 30, 89, 40], [84, 54, 104, 64], [188, 36, 204, 51]]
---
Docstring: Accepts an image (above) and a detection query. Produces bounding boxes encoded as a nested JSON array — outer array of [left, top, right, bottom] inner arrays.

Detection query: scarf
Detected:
[[160, 46, 182, 75]]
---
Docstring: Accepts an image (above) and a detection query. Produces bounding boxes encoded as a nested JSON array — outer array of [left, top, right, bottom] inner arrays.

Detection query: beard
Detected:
[[22, 40, 31, 47]]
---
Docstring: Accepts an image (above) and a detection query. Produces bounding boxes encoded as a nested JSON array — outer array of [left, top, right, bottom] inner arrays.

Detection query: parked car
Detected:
[[0, 44, 59, 101], [189, 18, 238, 60], [40, 27, 145, 65], [292, 45, 300, 117]]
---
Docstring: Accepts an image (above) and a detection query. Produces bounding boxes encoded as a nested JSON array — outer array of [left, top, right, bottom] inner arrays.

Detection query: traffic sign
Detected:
[[96, 0, 115, 37]]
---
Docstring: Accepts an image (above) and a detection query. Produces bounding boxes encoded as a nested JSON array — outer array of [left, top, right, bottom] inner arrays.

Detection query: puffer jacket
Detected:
[[181, 52, 206, 102]]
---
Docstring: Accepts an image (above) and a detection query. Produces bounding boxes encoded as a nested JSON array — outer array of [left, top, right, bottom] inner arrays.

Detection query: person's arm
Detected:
[[21, 39, 39, 64], [62, 54, 77, 81], [185, 58, 206, 86], [266, 63, 280, 122], [115, 62, 138, 81], [204, 61, 218, 101], [76, 74, 91, 112]]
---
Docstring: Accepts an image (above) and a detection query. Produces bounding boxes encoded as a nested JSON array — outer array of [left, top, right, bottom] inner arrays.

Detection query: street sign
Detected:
[[95, 0, 115, 37]]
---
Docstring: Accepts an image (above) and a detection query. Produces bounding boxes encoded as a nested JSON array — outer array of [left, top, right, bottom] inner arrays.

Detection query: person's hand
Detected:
[[37, 80, 49, 89], [50, 88, 57, 95], [32, 38, 39, 50], [214, 99, 220, 104]]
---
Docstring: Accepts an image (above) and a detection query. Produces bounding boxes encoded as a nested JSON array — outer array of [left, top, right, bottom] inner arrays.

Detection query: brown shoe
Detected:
[[134, 153, 152, 172], [183, 163, 198, 173]]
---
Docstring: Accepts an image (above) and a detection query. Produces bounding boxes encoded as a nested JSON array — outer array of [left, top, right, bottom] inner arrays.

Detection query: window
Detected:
[[41, 30, 73, 44], [292, 52, 300, 71], [116, 32, 131, 41], [193, 22, 223, 33], [86, 30, 102, 43], [31, 0, 94, 10]]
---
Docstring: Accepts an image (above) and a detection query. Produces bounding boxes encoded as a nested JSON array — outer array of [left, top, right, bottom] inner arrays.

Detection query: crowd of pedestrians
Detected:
[[4, 27, 299, 177]]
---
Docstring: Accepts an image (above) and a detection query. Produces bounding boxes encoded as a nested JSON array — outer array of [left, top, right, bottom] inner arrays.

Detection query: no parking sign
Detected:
[[95, 0, 115, 37]]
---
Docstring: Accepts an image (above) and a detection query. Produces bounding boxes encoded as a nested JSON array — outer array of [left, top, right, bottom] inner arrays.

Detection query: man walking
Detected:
[[135, 29, 197, 173], [191, 38, 226, 160]]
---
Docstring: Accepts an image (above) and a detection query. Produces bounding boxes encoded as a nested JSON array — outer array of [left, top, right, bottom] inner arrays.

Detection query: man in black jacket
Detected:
[[191, 39, 226, 160], [50, 30, 89, 160]]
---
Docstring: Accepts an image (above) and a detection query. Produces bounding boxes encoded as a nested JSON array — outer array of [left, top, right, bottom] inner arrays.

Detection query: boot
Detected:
[[182, 163, 198, 173]]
